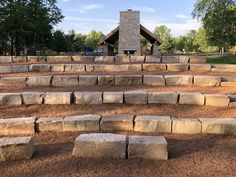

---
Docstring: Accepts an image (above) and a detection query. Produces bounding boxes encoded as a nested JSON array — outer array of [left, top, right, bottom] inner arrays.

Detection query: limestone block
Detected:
[[162, 56, 179, 63], [165, 75, 193, 86], [179, 92, 205, 105], [0, 77, 26, 87], [179, 56, 190, 63], [72, 56, 94, 62], [128, 136, 168, 160], [221, 82, 236, 87], [205, 94, 230, 106], [29, 64, 50, 72], [94, 64, 129, 72], [0, 56, 12, 63], [38, 56, 47, 62], [103, 92, 123, 104], [52, 75, 79, 87], [148, 92, 178, 104], [64, 64, 85, 72], [143, 75, 165, 86], [189, 56, 206, 64], [115, 56, 130, 63], [22, 92, 44, 105], [128, 64, 142, 71], [47, 56, 71, 62], [115, 75, 142, 85], [98, 75, 115, 85], [0, 93, 22, 106], [27, 56, 39, 62], [12, 56, 27, 63], [145, 56, 161, 63], [72, 133, 127, 159], [199, 118, 236, 135], [229, 102, 236, 106], [26, 76, 52, 87], [0, 117, 36, 135], [86, 64, 94, 72], [194, 76, 221, 86], [172, 118, 202, 134], [0, 65, 11, 73], [134, 116, 171, 133], [50, 64, 64, 72], [36, 117, 64, 132], [94, 56, 115, 62], [0, 137, 35, 162], [100, 114, 134, 131], [130, 56, 145, 63], [142, 64, 166, 71], [167, 64, 189, 71], [44, 92, 71, 105], [63, 115, 101, 131], [190, 64, 211, 71], [74, 92, 102, 104], [11, 65, 29, 73], [211, 67, 236, 72], [124, 91, 148, 104], [78, 75, 97, 86]]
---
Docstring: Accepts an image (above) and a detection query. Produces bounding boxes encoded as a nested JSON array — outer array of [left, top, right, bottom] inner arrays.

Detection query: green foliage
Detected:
[[85, 30, 105, 50]]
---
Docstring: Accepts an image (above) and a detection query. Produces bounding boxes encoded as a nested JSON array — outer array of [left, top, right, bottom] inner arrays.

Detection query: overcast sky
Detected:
[[56, 0, 201, 36]]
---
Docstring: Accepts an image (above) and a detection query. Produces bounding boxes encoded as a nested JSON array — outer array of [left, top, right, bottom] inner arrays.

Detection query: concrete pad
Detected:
[[72, 56, 94, 62], [0, 137, 34, 162], [194, 76, 221, 86], [190, 64, 211, 71], [115, 75, 142, 85], [74, 92, 102, 104], [179, 92, 205, 105], [165, 75, 193, 86], [29, 64, 50, 72], [172, 118, 202, 134], [142, 64, 166, 71], [0, 117, 36, 135], [162, 56, 179, 63], [128, 136, 168, 160], [0, 65, 11, 73], [148, 92, 178, 104], [130, 56, 145, 63], [134, 116, 171, 133], [22, 92, 44, 105], [98, 75, 115, 85], [52, 75, 79, 87], [115, 56, 130, 63], [26, 76, 52, 87], [145, 56, 161, 63], [0, 77, 26, 87], [63, 115, 101, 131], [124, 91, 148, 104], [103, 92, 123, 104], [0, 56, 12, 63], [199, 118, 236, 135], [12, 56, 27, 63], [36, 117, 64, 132], [221, 82, 236, 87], [100, 114, 134, 131], [47, 56, 71, 62], [167, 64, 189, 72], [72, 133, 127, 159], [79, 75, 97, 86], [143, 75, 165, 86], [44, 92, 71, 105], [0, 93, 22, 106], [189, 56, 206, 63], [179, 56, 190, 63], [94, 56, 115, 62], [50, 64, 64, 72], [11, 65, 28, 73], [64, 64, 85, 72], [205, 94, 230, 106]]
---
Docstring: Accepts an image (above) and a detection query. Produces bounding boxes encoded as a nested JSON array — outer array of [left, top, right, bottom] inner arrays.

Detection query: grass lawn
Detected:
[[207, 55, 236, 64]]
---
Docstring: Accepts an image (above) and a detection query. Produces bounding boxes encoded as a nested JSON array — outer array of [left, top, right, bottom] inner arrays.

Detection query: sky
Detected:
[[56, 0, 202, 37]]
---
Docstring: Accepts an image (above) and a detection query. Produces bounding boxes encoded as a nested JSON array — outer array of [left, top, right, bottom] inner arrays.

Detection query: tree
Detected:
[[74, 33, 86, 52], [174, 36, 187, 52], [85, 30, 105, 50], [51, 30, 67, 53]]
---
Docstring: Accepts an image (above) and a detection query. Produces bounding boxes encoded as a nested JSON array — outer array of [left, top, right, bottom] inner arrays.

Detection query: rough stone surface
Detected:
[[128, 136, 168, 160], [22, 92, 44, 105], [142, 64, 166, 71], [11, 65, 28, 73], [179, 56, 190, 63], [167, 64, 189, 72], [47, 56, 71, 62], [199, 118, 236, 135], [128, 64, 142, 71], [0, 93, 22, 106], [94, 56, 115, 62], [103, 92, 123, 104], [205, 94, 230, 107], [115, 56, 130, 63], [172, 118, 202, 134], [221, 82, 236, 87], [52, 75, 79, 87], [72, 56, 94, 62], [94, 64, 129, 72], [190, 64, 211, 71], [179, 92, 205, 105], [51, 64, 64, 72], [44, 92, 71, 105], [189, 56, 206, 64], [162, 56, 179, 63], [29, 64, 50, 72], [37, 117, 64, 132], [100, 114, 134, 131], [194, 76, 221, 86], [134, 116, 171, 133], [148, 92, 178, 104], [0, 56, 12, 63], [115, 75, 142, 85], [27, 56, 39, 62], [12, 56, 27, 63], [0, 137, 35, 162], [165, 75, 193, 86], [64, 64, 85, 72], [86, 64, 94, 72], [145, 56, 161, 63], [72, 133, 127, 159], [0, 77, 26, 87], [0, 66, 11, 73], [26, 76, 52, 87], [74, 92, 102, 104], [79, 75, 97, 86], [98, 75, 115, 85], [143, 75, 165, 86], [124, 91, 148, 104], [130, 56, 145, 62], [63, 115, 101, 131]]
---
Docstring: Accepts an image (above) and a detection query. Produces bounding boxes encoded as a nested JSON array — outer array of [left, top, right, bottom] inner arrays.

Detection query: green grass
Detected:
[[207, 55, 236, 64]]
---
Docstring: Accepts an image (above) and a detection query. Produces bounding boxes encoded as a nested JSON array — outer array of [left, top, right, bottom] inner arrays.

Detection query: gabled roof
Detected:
[[99, 26, 119, 45]]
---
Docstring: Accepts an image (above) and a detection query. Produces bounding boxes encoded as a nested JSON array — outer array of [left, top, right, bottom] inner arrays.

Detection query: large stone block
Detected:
[[72, 56, 94, 62], [221, 82, 236, 87], [12, 56, 27, 63], [47, 56, 71, 62], [100, 114, 134, 131], [148, 92, 178, 104], [145, 56, 161, 63], [128, 136, 168, 160], [44, 92, 71, 104], [94, 56, 115, 62], [0, 137, 35, 162], [130, 56, 145, 63], [143, 75, 165, 86], [29, 64, 50, 72], [199, 118, 236, 135], [26, 76, 52, 87], [63, 115, 101, 131], [115, 75, 142, 85], [0, 56, 12, 63], [103, 92, 123, 104], [27, 56, 39, 62], [179, 92, 205, 105], [189, 56, 206, 64], [179, 56, 190, 63], [22, 92, 44, 105], [94, 64, 129, 72], [78, 75, 97, 86], [134, 116, 171, 133], [128, 64, 142, 71], [0, 93, 22, 106], [0, 77, 26, 87], [167, 64, 189, 71], [74, 92, 102, 104], [36, 117, 64, 132], [172, 118, 202, 134], [194, 76, 221, 86], [115, 56, 130, 63], [0, 117, 36, 135], [52, 75, 79, 87], [165, 75, 193, 86], [124, 91, 148, 104], [72, 133, 127, 159], [142, 64, 166, 71], [98, 75, 115, 85], [11, 65, 29, 73], [85, 64, 94, 72], [64, 64, 85, 72], [205, 94, 230, 106], [0, 65, 11, 73], [162, 56, 179, 63], [190, 64, 211, 71], [50, 64, 65, 72]]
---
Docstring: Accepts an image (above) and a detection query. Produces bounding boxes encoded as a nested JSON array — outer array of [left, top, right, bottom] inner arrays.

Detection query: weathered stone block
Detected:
[[148, 92, 178, 104], [94, 56, 115, 62], [167, 64, 189, 71], [37, 117, 64, 132], [72, 56, 94, 62], [130, 56, 145, 63], [27, 56, 39, 62], [11, 65, 29, 73], [22, 92, 44, 105], [85, 64, 94, 72], [194, 76, 221, 86], [143, 75, 165, 86], [205, 94, 230, 106], [44, 92, 71, 104], [100, 114, 134, 131], [98, 75, 115, 85], [63, 115, 101, 131], [134, 116, 171, 133], [0, 56, 12, 63], [162, 56, 179, 63], [115, 75, 142, 85], [221, 82, 236, 87], [165, 75, 193, 86], [172, 118, 202, 134], [128, 136, 168, 160], [79, 75, 97, 86], [128, 64, 142, 71], [0, 137, 35, 162], [64, 64, 85, 72], [0, 65, 11, 73], [179, 92, 205, 105], [72, 133, 127, 159], [50, 64, 64, 72], [0, 77, 26, 87], [0, 93, 22, 106], [190, 64, 211, 71], [52, 75, 79, 87], [124, 91, 148, 104], [145, 56, 161, 63], [29, 64, 50, 72], [189, 56, 206, 64], [74, 92, 102, 104], [103, 92, 123, 104], [94, 64, 129, 72], [179, 56, 190, 63], [12, 56, 27, 63], [47, 56, 71, 62], [26, 76, 52, 87], [142, 64, 166, 71], [115, 56, 130, 63]]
